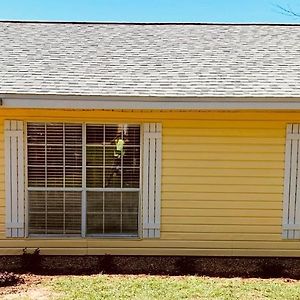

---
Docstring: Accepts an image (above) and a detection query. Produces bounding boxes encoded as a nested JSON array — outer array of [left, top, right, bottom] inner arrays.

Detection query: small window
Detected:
[[27, 123, 141, 237]]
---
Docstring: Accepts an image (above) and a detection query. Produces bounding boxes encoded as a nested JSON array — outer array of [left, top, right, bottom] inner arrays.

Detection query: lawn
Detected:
[[46, 275, 300, 300]]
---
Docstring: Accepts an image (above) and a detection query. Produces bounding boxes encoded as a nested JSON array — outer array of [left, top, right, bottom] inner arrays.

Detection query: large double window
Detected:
[[27, 123, 140, 237]]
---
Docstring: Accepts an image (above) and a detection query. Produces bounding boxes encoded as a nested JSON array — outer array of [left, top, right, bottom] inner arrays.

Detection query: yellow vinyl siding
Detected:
[[1, 108, 300, 256]]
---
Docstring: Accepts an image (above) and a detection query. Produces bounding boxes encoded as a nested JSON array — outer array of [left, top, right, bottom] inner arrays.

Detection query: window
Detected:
[[27, 123, 140, 237]]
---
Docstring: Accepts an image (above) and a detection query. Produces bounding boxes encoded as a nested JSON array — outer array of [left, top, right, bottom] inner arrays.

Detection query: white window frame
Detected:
[[25, 121, 143, 239]]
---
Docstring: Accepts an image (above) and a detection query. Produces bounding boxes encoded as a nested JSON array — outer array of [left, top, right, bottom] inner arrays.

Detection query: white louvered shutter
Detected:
[[5, 120, 25, 237], [142, 123, 162, 238], [283, 124, 300, 239]]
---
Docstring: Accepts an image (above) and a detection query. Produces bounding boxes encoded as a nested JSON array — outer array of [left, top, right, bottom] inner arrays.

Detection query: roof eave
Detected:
[[2, 93, 300, 110]]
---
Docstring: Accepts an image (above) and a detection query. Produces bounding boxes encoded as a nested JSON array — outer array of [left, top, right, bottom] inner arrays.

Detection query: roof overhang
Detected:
[[2, 94, 300, 110]]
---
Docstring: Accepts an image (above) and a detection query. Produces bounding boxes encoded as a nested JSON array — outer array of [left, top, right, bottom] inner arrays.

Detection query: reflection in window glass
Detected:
[[27, 122, 140, 236], [86, 124, 140, 235]]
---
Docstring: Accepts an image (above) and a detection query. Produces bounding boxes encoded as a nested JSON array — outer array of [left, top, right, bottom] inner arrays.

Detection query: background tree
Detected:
[[276, 3, 300, 18]]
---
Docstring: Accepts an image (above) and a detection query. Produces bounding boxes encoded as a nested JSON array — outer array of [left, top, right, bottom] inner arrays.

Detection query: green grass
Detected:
[[48, 275, 300, 300]]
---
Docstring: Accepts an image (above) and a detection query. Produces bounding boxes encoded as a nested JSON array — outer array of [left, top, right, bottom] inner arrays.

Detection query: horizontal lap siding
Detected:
[[161, 117, 287, 255], [0, 108, 299, 256]]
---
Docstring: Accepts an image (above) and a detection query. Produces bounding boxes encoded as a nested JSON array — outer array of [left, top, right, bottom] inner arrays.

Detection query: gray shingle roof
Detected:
[[0, 21, 300, 97]]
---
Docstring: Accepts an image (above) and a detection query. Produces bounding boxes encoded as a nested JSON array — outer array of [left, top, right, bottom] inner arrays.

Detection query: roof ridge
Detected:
[[0, 20, 300, 26]]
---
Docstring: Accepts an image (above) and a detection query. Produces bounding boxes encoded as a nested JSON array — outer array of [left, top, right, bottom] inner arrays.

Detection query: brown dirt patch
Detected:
[[0, 274, 53, 297], [1, 255, 300, 278]]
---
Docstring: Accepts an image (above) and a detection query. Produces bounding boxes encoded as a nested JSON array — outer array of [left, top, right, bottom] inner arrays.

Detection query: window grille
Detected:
[[27, 122, 140, 237]]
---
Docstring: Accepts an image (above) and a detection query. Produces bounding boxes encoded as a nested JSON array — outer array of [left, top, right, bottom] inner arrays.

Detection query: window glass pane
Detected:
[[64, 192, 82, 234], [65, 192, 82, 213], [126, 125, 140, 145], [65, 146, 82, 166], [46, 123, 63, 144], [29, 213, 46, 234], [87, 168, 103, 188], [27, 123, 45, 144], [87, 189, 104, 234], [47, 213, 64, 234], [86, 146, 103, 166], [28, 191, 82, 235], [27, 145, 45, 165], [105, 146, 116, 166], [123, 147, 140, 168], [47, 191, 63, 213], [28, 191, 46, 212], [65, 192, 82, 234], [27, 123, 83, 236], [122, 214, 138, 234], [47, 145, 63, 165], [65, 124, 82, 145], [86, 123, 140, 186], [104, 192, 121, 213], [105, 125, 119, 144], [65, 214, 81, 234], [86, 125, 104, 144], [105, 168, 121, 188], [47, 167, 63, 187], [104, 193, 121, 233], [87, 191, 103, 213], [28, 166, 45, 187], [65, 167, 82, 187], [85, 124, 140, 236], [122, 192, 139, 235], [104, 214, 121, 234], [122, 192, 139, 213], [123, 168, 140, 188], [87, 214, 103, 234]]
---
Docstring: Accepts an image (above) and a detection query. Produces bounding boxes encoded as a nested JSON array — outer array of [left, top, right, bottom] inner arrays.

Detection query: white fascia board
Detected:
[[3, 96, 300, 110]]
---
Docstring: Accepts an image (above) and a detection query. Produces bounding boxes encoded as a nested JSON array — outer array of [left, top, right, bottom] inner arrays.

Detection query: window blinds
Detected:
[[27, 123, 83, 235], [27, 123, 141, 236]]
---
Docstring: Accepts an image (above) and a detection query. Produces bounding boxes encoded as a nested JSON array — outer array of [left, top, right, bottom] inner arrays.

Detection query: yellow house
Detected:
[[1, 21, 300, 257]]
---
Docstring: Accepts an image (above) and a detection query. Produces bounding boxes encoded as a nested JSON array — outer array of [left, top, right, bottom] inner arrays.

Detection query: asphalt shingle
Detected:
[[0, 22, 299, 97]]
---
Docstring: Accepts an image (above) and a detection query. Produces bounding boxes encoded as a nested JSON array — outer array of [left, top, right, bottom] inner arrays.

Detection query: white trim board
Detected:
[[3, 97, 300, 110]]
